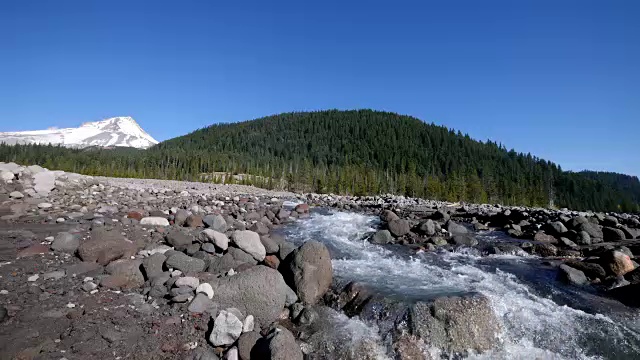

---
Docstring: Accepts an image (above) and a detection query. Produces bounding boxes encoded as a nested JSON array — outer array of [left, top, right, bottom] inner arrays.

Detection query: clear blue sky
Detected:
[[1, 1, 638, 175]]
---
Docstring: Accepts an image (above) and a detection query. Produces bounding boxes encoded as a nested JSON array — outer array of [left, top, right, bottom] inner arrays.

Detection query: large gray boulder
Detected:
[[102, 259, 145, 289], [283, 241, 333, 305], [77, 228, 134, 265], [558, 264, 588, 285], [410, 293, 500, 356], [447, 221, 469, 235], [419, 219, 436, 236], [388, 219, 411, 237], [210, 265, 291, 326], [33, 171, 56, 195], [201, 229, 229, 250], [371, 230, 393, 244], [603, 227, 626, 242], [232, 231, 266, 261]]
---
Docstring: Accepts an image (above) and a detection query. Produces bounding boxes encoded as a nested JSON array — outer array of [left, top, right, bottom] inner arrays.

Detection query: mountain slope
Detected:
[[0, 117, 158, 149], [0, 109, 637, 212]]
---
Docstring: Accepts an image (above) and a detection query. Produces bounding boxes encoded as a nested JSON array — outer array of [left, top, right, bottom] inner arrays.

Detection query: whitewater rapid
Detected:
[[283, 210, 640, 360]]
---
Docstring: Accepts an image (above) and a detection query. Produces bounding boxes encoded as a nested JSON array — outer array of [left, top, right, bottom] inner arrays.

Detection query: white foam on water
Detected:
[[288, 211, 640, 360]]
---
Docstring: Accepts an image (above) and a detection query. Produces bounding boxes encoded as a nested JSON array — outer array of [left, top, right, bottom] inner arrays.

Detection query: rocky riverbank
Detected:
[[1, 161, 639, 359]]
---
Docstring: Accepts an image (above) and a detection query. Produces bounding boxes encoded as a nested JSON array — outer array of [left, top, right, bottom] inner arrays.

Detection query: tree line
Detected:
[[1, 109, 638, 212]]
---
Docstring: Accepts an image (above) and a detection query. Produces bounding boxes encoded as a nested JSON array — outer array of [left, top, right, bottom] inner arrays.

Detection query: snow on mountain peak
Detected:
[[0, 116, 158, 149]]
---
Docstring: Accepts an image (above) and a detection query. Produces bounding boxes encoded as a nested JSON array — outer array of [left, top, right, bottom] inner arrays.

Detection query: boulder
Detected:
[[165, 253, 206, 273], [50, 232, 80, 253], [410, 293, 500, 356], [451, 234, 478, 247], [608, 284, 640, 307], [283, 241, 332, 305], [209, 309, 243, 346], [0, 170, 14, 182], [546, 221, 568, 236], [531, 243, 558, 257], [188, 293, 215, 314], [103, 259, 144, 289], [174, 209, 190, 226], [142, 253, 167, 279], [265, 326, 303, 360], [186, 215, 204, 228], [577, 222, 603, 241], [202, 229, 229, 250], [237, 331, 262, 360], [419, 220, 436, 236], [232, 231, 266, 261], [558, 264, 588, 285], [204, 214, 228, 232], [259, 236, 279, 254], [446, 221, 468, 235], [601, 250, 635, 276], [210, 265, 291, 326], [33, 171, 56, 195], [371, 230, 393, 244], [565, 261, 606, 279], [9, 191, 23, 199], [165, 230, 194, 249], [380, 210, 400, 222], [77, 228, 134, 265], [533, 231, 558, 244], [603, 227, 626, 242], [140, 217, 170, 226], [388, 219, 411, 237]]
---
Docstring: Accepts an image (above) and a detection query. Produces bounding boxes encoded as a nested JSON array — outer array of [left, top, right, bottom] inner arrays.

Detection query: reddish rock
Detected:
[[295, 203, 310, 214], [185, 215, 204, 228], [78, 228, 137, 265], [264, 255, 280, 269], [16, 244, 49, 258], [127, 211, 143, 221]]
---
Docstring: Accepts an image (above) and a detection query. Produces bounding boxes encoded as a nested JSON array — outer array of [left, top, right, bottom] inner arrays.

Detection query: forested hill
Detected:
[[0, 109, 638, 212]]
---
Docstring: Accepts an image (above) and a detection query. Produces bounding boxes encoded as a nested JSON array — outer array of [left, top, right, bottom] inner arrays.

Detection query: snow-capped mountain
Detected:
[[0, 117, 158, 149]]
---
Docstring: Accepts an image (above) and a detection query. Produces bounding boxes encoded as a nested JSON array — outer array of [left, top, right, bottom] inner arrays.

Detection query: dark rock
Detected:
[[228, 247, 259, 265], [278, 241, 296, 260], [102, 259, 145, 290], [388, 219, 411, 237], [265, 326, 303, 360], [186, 215, 204, 228], [533, 231, 558, 244], [577, 222, 603, 241], [249, 222, 269, 235], [260, 236, 279, 254], [558, 264, 588, 285], [282, 241, 333, 305], [565, 261, 606, 279], [624, 267, 640, 284], [77, 228, 135, 265], [603, 227, 626, 242], [203, 214, 228, 232], [608, 283, 640, 307], [238, 331, 262, 360], [174, 210, 190, 226], [165, 230, 194, 249], [532, 243, 558, 257], [51, 232, 80, 253], [165, 253, 206, 273], [142, 253, 166, 279]]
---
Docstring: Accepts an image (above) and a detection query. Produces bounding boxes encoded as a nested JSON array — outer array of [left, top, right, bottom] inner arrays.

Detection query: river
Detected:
[[282, 210, 640, 359]]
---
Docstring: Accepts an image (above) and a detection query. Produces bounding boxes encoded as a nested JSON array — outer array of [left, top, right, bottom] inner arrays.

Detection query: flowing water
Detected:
[[282, 210, 640, 359]]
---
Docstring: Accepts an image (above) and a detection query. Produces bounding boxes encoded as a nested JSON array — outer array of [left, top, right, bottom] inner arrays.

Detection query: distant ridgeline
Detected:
[[1, 109, 638, 212]]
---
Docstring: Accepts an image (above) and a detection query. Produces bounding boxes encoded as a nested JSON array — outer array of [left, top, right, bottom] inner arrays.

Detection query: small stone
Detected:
[[9, 191, 24, 199], [196, 283, 214, 299], [56, 217, 66, 223], [37, 202, 53, 209], [66, 303, 76, 308], [140, 217, 170, 226], [82, 282, 98, 292], [43, 270, 65, 280], [225, 347, 238, 360], [242, 315, 255, 332], [27, 274, 39, 282], [209, 310, 243, 346], [188, 293, 215, 314]]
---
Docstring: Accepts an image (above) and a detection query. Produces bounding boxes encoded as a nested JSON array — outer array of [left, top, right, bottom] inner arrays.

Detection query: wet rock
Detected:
[[565, 261, 606, 280], [446, 221, 468, 235], [410, 293, 500, 356], [283, 241, 333, 305], [451, 234, 478, 247], [265, 326, 303, 360], [140, 217, 170, 226], [388, 219, 411, 237], [559, 237, 579, 250], [534, 231, 558, 244], [608, 284, 640, 307], [603, 227, 626, 242], [380, 210, 400, 222], [371, 230, 393, 244], [558, 264, 588, 285], [209, 309, 243, 346], [601, 250, 635, 276], [532, 243, 558, 257], [165, 252, 206, 273], [210, 265, 290, 326], [231, 230, 266, 261], [50, 232, 80, 253]]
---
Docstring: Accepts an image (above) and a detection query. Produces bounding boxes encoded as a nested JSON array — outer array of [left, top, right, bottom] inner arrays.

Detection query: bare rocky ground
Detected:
[[1, 161, 639, 360]]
